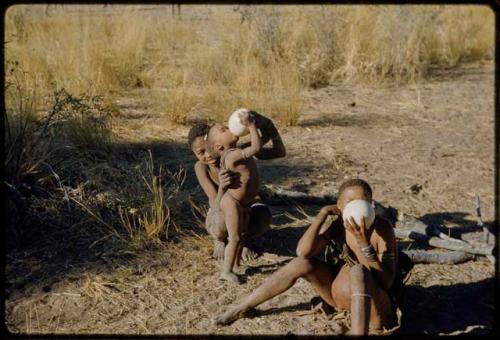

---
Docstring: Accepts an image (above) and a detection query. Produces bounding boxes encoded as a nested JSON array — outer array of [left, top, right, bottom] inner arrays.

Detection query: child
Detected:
[[188, 111, 284, 261], [206, 111, 262, 283], [214, 179, 411, 334]]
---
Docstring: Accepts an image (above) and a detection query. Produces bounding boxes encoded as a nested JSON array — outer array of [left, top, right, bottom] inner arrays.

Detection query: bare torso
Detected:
[[223, 153, 260, 206]]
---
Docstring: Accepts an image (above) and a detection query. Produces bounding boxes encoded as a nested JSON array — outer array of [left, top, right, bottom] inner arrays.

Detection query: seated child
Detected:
[[206, 111, 262, 283], [214, 179, 412, 334]]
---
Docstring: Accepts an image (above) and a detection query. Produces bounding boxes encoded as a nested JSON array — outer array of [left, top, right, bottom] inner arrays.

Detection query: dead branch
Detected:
[[402, 249, 474, 264], [259, 185, 337, 205], [395, 228, 494, 256]]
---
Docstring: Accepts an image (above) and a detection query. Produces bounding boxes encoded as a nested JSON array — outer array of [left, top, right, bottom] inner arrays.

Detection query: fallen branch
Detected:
[[394, 228, 494, 256], [259, 185, 337, 205], [401, 249, 474, 264]]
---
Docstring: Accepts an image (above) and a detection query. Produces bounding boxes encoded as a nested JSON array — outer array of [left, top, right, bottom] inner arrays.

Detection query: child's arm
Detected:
[[239, 112, 286, 160], [344, 217, 397, 289], [296, 205, 341, 258], [225, 114, 262, 166], [194, 162, 232, 210], [254, 133, 286, 160], [213, 169, 233, 209]]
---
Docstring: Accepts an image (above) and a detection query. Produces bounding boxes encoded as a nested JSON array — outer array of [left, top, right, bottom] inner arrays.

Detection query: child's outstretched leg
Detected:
[[219, 194, 243, 284]]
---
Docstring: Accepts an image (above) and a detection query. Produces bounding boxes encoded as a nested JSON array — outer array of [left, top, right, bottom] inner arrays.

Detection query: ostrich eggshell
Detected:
[[342, 199, 376, 229], [228, 108, 250, 136]]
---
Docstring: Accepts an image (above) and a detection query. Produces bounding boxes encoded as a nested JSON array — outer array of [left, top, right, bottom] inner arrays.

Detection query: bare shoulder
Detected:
[[223, 148, 244, 166], [194, 161, 208, 176]]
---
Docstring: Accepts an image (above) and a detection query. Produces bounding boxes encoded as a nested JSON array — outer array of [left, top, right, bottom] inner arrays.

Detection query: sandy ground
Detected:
[[5, 59, 496, 335]]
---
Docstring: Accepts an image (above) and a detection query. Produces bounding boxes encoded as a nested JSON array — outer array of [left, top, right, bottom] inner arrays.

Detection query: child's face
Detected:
[[209, 123, 239, 153], [191, 137, 217, 166], [337, 186, 370, 212]]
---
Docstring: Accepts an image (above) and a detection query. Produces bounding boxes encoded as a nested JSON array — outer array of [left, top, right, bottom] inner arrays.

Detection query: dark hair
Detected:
[[338, 178, 372, 201], [187, 123, 209, 147]]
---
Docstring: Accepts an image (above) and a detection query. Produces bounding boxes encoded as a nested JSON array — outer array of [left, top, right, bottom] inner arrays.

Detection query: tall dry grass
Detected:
[[5, 5, 494, 126], [4, 67, 191, 254]]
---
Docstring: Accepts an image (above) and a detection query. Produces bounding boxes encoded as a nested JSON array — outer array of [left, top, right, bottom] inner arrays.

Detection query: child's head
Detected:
[[188, 123, 216, 165], [206, 123, 239, 157], [337, 178, 373, 212]]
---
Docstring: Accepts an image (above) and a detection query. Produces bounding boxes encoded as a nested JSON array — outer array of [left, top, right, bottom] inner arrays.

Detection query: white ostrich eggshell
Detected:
[[342, 199, 376, 229], [228, 108, 250, 136]]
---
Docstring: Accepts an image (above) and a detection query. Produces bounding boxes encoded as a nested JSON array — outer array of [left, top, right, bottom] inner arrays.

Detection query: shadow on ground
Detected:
[[298, 114, 370, 128], [4, 136, 324, 298], [249, 224, 308, 259], [5, 138, 196, 298], [400, 277, 495, 334], [419, 211, 497, 240]]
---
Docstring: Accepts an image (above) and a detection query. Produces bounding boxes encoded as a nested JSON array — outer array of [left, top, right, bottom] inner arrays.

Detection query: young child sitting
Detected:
[[206, 111, 262, 284], [214, 179, 412, 334]]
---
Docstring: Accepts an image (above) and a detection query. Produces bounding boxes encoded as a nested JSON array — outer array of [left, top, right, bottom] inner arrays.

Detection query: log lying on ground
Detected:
[[395, 213, 457, 240], [259, 186, 337, 205], [401, 249, 474, 264], [395, 228, 494, 256]]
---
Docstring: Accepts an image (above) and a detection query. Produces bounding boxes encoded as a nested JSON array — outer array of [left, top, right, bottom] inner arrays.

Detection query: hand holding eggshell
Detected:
[[342, 199, 375, 230], [342, 200, 376, 247]]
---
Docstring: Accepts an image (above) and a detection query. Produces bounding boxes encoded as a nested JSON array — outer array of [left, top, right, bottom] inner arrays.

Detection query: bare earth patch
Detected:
[[5, 62, 495, 335]]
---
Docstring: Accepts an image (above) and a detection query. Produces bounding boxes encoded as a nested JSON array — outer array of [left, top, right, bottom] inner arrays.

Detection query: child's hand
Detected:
[[344, 216, 370, 248], [218, 169, 233, 190], [320, 204, 340, 216], [239, 110, 255, 127]]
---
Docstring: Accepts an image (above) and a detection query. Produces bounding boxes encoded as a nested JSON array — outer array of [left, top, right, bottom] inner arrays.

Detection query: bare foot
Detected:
[[220, 272, 240, 284], [212, 240, 225, 261], [241, 246, 258, 262], [213, 305, 248, 326]]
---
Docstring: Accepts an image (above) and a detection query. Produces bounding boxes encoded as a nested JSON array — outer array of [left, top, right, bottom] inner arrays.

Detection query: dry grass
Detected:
[[116, 151, 188, 248], [4, 68, 192, 256], [5, 5, 493, 126]]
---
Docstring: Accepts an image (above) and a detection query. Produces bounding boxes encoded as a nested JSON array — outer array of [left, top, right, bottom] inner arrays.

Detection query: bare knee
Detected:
[[289, 257, 315, 277], [206, 210, 226, 241], [210, 224, 227, 241]]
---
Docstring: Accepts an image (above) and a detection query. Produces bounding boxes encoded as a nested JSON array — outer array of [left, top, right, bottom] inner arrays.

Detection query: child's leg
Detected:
[[214, 257, 336, 325], [205, 208, 227, 260], [220, 194, 242, 284]]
